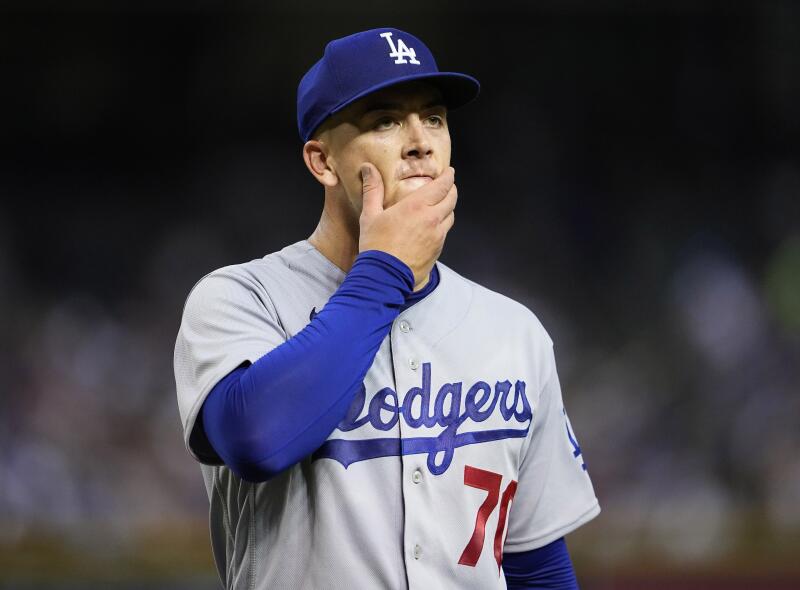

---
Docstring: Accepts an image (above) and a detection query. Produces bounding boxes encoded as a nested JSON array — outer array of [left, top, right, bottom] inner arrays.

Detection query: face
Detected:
[[314, 80, 451, 210]]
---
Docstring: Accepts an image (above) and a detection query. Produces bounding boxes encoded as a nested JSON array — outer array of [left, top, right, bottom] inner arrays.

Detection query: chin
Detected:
[[388, 177, 433, 206], [401, 176, 434, 191]]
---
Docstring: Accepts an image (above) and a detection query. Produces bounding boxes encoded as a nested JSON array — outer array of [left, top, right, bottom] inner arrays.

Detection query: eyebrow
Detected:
[[362, 100, 446, 115]]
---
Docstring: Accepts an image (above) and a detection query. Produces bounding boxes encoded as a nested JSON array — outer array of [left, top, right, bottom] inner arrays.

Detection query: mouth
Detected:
[[399, 175, 434, 188], [400, 172, 436, 182]]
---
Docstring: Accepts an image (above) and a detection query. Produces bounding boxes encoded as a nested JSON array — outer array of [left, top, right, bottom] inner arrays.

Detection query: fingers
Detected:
[[431, 183, 458, 222], [418, 167, 455, 206], [441, 209, 455, 234], [360, 163, 385, 220]]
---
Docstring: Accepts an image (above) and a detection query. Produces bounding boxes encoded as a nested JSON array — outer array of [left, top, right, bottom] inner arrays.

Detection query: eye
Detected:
[[425, 115, 445, 128], [374, 117, 396, 131]]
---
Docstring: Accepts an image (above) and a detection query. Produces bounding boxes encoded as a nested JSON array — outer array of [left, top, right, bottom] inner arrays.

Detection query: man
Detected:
[[174, 28, 599, 589]]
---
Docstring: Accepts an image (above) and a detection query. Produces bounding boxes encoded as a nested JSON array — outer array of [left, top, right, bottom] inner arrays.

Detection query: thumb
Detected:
[[360, 163, 384, 219]]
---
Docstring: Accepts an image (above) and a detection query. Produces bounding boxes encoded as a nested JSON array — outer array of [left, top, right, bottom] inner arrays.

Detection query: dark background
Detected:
[[2, 1, 799, 588]]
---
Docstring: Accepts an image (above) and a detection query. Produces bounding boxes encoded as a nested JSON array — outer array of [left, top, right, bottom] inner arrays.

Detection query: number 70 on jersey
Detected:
[[457, 465, 517, 574]]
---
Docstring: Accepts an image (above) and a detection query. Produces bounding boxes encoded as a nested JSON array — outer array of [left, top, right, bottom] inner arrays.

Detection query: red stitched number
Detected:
[[457, 466, 501, 567], [458, 465, 518, 573]]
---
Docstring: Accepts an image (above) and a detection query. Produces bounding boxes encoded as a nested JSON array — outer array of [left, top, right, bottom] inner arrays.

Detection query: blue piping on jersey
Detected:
[[312, 428, 529, 475]]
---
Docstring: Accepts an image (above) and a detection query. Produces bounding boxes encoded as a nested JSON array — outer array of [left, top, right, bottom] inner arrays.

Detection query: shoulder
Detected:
[[437, 263, 553, 348], [182, 259, 274, 317], [181, 241, 316, 314]]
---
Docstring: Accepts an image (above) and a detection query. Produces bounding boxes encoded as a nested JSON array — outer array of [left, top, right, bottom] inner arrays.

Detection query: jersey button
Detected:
[[412, 470, 422, 484], [399, 320, 411, 333], [413, 544, 422, 560], [409, 358, 419, 370]]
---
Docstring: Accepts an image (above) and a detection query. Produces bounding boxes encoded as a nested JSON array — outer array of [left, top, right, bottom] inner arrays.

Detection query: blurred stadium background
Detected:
[[2, 1, 799, 588]]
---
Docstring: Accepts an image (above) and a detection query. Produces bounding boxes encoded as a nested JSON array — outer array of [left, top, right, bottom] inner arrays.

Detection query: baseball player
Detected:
[[174, 28, 599, 589]]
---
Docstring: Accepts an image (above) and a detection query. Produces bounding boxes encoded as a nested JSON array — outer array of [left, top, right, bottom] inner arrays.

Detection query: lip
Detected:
[[400, 173, 436, 181]]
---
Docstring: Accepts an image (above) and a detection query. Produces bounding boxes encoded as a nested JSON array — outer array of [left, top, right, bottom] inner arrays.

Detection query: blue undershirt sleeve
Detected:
[[503, 538, 579, 589], [200, 250, 416, 482]]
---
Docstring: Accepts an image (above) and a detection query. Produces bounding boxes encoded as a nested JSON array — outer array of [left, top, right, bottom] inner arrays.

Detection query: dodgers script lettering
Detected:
[[312, 363, 533, 475]]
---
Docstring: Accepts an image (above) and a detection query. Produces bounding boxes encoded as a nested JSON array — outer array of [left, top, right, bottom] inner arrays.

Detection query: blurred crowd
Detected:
[[1, 1, 799, 582]]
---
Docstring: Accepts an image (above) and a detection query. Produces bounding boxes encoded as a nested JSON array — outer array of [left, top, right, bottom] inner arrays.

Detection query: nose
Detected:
[[402, 116, 433, 159]]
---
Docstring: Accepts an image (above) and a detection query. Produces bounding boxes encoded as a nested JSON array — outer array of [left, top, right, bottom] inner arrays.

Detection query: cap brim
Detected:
[[330, 71, 480, 117]]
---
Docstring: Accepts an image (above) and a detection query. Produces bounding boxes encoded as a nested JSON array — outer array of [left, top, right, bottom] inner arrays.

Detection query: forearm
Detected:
[[503, 538, 579, 590], [201, 250, 414, 482]]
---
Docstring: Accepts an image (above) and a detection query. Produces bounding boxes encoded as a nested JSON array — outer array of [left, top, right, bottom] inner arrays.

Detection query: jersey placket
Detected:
[[390, 310, 438, 588]]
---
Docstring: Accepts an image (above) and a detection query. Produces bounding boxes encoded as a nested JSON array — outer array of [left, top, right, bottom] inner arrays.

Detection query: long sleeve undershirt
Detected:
[[503, 538, 578, 589], [200, 250, 438, 482]]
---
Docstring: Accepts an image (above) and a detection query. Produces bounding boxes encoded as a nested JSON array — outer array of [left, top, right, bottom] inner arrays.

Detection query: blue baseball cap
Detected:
[[297, 27, 480, 142]]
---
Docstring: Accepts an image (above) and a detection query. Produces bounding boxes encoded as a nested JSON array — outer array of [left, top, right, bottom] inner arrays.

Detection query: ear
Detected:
[[303, 140, 339, 188]]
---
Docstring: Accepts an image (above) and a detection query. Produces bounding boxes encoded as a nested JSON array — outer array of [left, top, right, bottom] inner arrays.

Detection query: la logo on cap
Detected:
[[380, 31, 421, 65]]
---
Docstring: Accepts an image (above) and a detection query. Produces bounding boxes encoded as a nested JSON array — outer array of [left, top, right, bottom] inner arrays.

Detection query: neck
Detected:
[[308, 189, 431, 292], [308, 191, 360, 274]]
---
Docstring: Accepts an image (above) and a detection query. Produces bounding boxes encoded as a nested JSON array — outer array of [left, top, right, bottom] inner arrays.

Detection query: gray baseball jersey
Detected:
[[174, 240, 599, 589]]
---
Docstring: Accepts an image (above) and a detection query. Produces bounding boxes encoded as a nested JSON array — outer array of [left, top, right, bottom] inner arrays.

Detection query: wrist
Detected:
[[351, 250, 415, 296]]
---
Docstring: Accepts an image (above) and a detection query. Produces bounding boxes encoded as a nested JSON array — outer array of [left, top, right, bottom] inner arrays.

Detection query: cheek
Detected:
[[367, 144, 394, 174], [346, 140, 393, 177], [438, 134, 452, 165], [361, 145, 398, 200], [335, 151, 369, 196]]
